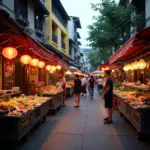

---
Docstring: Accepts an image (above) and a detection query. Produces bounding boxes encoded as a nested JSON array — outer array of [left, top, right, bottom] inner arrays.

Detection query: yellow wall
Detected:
[[46, 0, 69, 56]]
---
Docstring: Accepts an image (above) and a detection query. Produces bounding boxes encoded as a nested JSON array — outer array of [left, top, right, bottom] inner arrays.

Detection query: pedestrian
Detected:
[[103, 70, 114, 124], [98, 76, 103, 95], [89, 75, 95, 99], [56, 77, 66, 107], [62, 76, 66, 107], [81, 76, 86, 96], [74, 74, 82, 108]]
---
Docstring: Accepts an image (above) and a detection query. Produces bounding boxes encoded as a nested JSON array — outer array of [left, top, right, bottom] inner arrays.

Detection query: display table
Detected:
[[39, 92, 63, 110], [0, 97, 51, 140], [114, 93, 150, 139], [0, 91, 23, 102]]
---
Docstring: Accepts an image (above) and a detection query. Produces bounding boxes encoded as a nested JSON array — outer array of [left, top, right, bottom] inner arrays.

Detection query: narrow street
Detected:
[[15, 91, 150, 150]]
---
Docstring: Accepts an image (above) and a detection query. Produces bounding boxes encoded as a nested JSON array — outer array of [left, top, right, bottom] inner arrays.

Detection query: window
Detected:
[[14, 0, 28, 21], [34, 11, 43, 31]]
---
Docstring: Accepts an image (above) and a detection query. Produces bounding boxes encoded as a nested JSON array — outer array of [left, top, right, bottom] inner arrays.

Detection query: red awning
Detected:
[[98, 62, 121, 70], [109, 27, 150, 64], [26, 35, 57, 63]]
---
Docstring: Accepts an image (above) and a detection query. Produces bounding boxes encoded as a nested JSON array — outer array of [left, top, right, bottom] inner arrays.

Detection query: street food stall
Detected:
[[109, 27, 150, 140], [0, 11, 69, 140]]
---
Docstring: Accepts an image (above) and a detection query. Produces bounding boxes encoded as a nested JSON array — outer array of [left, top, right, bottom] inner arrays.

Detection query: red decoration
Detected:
[[2, 47, 18, 59]]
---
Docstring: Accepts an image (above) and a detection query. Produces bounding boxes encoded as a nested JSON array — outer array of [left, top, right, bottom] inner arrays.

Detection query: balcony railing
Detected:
[[52, 34, 57, 44], [52, 5, 66, 28], [61, 41, 66, 50]]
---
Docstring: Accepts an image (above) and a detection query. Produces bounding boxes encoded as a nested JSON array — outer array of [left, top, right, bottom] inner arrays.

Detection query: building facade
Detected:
[[120, 0, 150, 39], [45, 0, 69, 56], [68, 16, 82, 67], [0, 0, 49, 43], [80, 48, 93, 73]]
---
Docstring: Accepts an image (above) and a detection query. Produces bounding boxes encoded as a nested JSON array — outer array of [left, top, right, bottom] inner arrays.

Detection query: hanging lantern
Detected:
[[52, 66, 56, 71], [56, 65, 61, 70], [2, 47, 18, 59], [20, 55, 31, 65], [38, 61, 45, 68], [30, 58, 39, 67], [123, 65, 127, 71], [138, 59, 147, 69], [130, 63, 134, 70], [46, 65, 51, 71], [133, 61, 138, 70]]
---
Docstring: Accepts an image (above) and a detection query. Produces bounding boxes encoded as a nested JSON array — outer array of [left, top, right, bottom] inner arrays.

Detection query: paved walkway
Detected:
[[15, 91, 150, 149]]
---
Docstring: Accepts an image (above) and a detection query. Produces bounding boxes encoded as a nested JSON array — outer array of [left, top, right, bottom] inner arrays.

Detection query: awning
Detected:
[[109, 27, 150, 64], [98, 63, 121, 70], [0, 10, 69, 68]]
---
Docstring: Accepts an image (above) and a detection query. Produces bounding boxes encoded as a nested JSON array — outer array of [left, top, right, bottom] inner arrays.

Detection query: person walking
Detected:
[[74, 74, 82, 108], [98, 76, 103, 95], [103, 70, 114, 124], [89, 75, 95, 99]]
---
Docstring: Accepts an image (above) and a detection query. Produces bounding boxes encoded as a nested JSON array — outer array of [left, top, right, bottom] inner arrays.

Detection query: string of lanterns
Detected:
[[123, 59, 147, 71], [2, 47, 62, 72]]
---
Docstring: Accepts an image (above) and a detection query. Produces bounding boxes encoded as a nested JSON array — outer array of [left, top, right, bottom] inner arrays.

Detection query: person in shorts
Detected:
[[74, 74, 82, 108], [103, 70, 113, 124]]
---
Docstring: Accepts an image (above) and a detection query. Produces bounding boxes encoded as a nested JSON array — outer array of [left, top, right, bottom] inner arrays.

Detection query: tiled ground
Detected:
[[2, 91, 150, 150]]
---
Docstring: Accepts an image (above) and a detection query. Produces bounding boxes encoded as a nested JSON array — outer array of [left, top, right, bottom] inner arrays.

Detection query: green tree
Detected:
[[87, 0, 141, 70], [88, 48, 111, 71]]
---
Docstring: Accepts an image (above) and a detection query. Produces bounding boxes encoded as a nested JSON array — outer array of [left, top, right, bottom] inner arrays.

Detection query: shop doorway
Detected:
[[15, 59, 25, 92]]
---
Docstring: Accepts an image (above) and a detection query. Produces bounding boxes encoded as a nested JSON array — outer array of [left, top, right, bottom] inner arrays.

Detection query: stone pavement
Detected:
[[10, 91, 150, 150]]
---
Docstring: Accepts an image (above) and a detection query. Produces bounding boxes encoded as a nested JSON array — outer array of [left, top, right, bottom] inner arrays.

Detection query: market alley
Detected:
[[5, 91, 150, 150]]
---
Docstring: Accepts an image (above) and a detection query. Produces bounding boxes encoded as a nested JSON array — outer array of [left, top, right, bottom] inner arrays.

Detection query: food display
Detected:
[[0, 96, 49, 116], [122, 81, 150, 91], [114, 89, 150, 109], [66, 81, 74, 88], [37, 85, 62, 95]]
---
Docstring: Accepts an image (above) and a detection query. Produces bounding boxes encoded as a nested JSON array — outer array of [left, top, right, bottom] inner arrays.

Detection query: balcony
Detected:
[[61, 41, 66, 50], [52, 34, 57, 44], [52, 5, 66, 28]]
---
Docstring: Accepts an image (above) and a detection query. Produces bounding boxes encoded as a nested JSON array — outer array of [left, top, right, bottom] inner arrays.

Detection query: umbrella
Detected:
[[91, 70, 103, 75]]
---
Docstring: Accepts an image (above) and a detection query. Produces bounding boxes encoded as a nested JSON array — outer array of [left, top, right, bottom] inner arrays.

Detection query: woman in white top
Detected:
[[56, 77, 64, 91], [98, 76, 104, 95]]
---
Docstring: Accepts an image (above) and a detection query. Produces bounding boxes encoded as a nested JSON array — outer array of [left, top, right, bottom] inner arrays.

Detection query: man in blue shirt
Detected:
[[104, 70, 113, 124]]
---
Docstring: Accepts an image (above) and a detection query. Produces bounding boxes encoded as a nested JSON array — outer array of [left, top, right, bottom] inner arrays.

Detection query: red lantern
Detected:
[[2, 47, 18, 59], [20, 55, 32, 65]]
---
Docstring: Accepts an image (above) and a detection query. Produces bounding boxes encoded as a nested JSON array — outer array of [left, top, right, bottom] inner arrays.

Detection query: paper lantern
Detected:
[[30, 58, 39, 67], [20, 55, 31, 65], [46, 65, 51, 71], [2, 47, 18, 59], [123, 65, 128, 72], [130, 63, 134, 70], [133, 61, 138, 70], [138, 59, 147, 69], [56, 65, 61, 70], [52, 66, 56, 71], [38, 61, 45, 68]]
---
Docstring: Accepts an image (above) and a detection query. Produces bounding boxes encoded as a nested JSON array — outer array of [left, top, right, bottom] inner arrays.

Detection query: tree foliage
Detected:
[[87, 0, 141, 69]]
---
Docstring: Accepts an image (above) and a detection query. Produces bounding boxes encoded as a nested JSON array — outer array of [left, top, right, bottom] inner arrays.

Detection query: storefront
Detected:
[[109, 27, 150, 140], [0, 10, 70, 140]]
